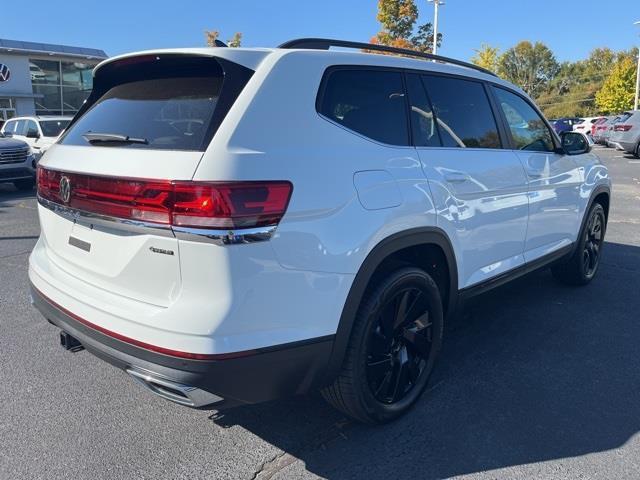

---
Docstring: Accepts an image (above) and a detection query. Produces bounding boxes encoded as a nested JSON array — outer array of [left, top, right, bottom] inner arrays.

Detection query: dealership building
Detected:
[[0, 38, 108, 123]]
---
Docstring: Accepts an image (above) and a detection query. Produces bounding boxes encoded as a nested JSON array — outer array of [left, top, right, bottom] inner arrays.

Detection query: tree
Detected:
[[497, 41, 559, 98], [471, 44, 500, 73], [204, 30, 242, 47], [370, 0, 441, 53], [595, 56, 637, 113]]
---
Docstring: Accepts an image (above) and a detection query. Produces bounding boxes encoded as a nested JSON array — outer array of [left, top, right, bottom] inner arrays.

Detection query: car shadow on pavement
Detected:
[[211, 241, 640, 479], [0, 184, 36, 209]]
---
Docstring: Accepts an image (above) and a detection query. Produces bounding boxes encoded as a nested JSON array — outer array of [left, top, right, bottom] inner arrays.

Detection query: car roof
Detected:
[[95, 47, 528, 98]]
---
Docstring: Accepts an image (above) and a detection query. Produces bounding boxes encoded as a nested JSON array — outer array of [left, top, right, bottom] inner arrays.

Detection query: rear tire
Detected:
[[552, 203, 606, 285], [322, 267, 443, 423], [13, 179, 35, 191]]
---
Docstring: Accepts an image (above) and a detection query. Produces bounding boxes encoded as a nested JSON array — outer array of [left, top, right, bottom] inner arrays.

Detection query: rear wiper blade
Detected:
[[82, 132, 148, 145]]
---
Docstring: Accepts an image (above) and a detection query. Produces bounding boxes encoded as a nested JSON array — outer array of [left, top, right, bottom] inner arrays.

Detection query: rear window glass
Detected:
[[40, 120, 70, 137], [318, 69, 409, 146], [61, 59, 225, 151], [421, 75, 501, 149]]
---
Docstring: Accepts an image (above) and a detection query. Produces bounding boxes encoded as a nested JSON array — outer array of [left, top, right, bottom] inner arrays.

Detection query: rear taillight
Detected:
[[37, 167, 292, 230], [614, 124, 633, 132]]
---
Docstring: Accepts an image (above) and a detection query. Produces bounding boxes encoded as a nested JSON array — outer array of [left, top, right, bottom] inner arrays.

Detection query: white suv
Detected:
[[29, 39, 611, 423], [1, 116, 72, 160]]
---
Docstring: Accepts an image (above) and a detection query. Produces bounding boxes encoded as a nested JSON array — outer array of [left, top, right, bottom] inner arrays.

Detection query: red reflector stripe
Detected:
[[34, 286, 256, 360], [37, 167, 293, 230]]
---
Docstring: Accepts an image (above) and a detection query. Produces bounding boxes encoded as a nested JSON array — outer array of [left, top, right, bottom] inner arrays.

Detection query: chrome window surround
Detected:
[[37, 195, 278, 245]]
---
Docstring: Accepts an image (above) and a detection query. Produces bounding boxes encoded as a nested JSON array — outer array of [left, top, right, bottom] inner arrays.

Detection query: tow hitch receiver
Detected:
[[60, 331, 84, 352]]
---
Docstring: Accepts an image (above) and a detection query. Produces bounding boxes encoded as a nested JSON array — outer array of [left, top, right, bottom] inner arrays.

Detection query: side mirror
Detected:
[[560, 131, 591, 155], [26, 131, 40, 139], [3, 131, 13, 137]]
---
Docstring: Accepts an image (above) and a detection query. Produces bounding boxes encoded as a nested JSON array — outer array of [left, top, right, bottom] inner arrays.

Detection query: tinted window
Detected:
[[13, 120, 27, 136], [405, 74, 440, 147], [61, 57, 231, 151], [319, 69, 409, 146], [493, 87, 554, 152], [2, 120, 16, 134], [422, 75, 500, 149], [26, 120, 39, 137], [40, 119, 70, 137]]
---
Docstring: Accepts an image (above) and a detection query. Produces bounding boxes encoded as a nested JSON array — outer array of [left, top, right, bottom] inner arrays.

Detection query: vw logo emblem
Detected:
[[59, 176, 71, 204], [0, 64, 10, 82]]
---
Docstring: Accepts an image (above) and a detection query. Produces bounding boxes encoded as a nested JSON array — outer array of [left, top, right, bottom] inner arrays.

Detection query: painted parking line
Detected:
[[629, 160, 640, 164]]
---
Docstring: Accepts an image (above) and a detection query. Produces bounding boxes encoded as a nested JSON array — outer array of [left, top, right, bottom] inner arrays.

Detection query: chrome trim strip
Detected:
[[173, 225, 277, 245], [37, 195, 174, 238], [37, 195, 278, 245]]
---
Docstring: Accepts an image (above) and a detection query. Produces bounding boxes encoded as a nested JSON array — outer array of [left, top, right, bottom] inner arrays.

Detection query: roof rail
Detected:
[[277, 38, 497, 77]]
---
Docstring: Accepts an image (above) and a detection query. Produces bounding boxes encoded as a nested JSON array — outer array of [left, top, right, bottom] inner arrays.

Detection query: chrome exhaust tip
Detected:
[[126, 368, 223, 408]]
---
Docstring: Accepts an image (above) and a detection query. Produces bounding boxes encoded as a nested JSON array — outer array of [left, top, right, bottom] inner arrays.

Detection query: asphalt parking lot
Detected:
[[1, 146, 639, 480]]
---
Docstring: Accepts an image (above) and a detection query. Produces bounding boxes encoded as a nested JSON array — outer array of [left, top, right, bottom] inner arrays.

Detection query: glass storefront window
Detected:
[[30, 59, 60, 84], [33, 84, 63, 115], [61, 61, 93, 90], [31, 58, 97, 116]]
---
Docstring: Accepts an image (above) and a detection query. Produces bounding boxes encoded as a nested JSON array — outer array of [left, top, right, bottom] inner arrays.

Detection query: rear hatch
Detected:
[[36, 53, 253, 307]]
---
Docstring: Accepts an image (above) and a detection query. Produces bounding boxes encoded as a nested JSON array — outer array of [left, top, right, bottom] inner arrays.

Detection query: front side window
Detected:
[[26, 120, 39, 137], [493, 87, 554, 152], [318, 69, 409, 146]]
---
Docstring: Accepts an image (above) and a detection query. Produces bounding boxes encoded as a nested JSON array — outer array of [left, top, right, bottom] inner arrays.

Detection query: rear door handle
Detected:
[[444, 172, 469, 184]]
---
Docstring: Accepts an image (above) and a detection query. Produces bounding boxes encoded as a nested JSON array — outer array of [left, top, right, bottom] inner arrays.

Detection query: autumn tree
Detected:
[[204, 30, 242, 47], [596, 56, 637, 113], [371, 0, 441, 53], [498, 41, 559, 98], [471, 44, 500, 73]]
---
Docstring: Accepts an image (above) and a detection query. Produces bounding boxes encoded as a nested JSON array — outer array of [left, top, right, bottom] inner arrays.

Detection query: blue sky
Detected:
[[3, 1, 639, 62]]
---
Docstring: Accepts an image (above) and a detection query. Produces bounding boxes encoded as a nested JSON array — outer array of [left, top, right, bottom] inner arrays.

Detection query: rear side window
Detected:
[[318, 69, 409, 146], [26, 120, 38, 137], [422, 75, 501, 149], [61, 56, 251, 151], [492, 87, 555, 152]]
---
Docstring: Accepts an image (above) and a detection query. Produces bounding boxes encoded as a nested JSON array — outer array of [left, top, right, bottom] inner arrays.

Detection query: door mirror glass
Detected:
[[561, 131, 590, 155]]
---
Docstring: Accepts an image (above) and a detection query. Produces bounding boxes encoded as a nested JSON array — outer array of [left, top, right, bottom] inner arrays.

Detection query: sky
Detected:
[[2, 0, 639, 62]]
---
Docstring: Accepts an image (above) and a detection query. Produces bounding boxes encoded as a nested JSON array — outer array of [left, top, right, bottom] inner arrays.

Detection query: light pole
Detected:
[[428, 0, 444, 55], [635, 21, 640, 110]]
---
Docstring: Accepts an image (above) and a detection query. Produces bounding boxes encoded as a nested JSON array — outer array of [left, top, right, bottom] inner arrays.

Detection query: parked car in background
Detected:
[[574, 117, 603, 137], [552, 117, 583, 134], [1, 116, 72, 160], [606, 113, 632, 148], [593, 116, 615, 144], [608, 110, 640, 156], [0, 133, 36, 190], [591, 117, 608, 138]]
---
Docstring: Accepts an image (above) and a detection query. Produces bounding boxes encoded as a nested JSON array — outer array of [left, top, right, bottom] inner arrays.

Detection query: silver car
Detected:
[[608, 110, 640, 156]]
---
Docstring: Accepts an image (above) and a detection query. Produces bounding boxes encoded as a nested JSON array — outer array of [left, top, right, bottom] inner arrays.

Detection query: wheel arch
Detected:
[[570, 184, 611, 257], [322, 227, 459, 384]]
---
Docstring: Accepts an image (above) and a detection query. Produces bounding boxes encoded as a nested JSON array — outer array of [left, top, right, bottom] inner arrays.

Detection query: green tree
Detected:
[[596, 56, 637, 113], [204, 30, 242, 47], [471, 44, 500, 73], [371, 0, 441, 53], [498, 41, 559, 98]]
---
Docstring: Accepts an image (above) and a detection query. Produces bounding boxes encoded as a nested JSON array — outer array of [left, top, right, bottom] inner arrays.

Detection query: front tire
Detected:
[[322, 267, 444, 423], [552, 203, 606, 285]]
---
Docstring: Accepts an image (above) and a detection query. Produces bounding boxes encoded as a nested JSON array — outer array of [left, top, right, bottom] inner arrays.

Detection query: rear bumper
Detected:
[[31, 284, 334, 407], [617, 140, 638, 153]]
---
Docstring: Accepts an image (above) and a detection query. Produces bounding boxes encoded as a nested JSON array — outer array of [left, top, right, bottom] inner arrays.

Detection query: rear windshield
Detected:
[[61, 57, 227, 151], [40, 120, 70, 137]]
